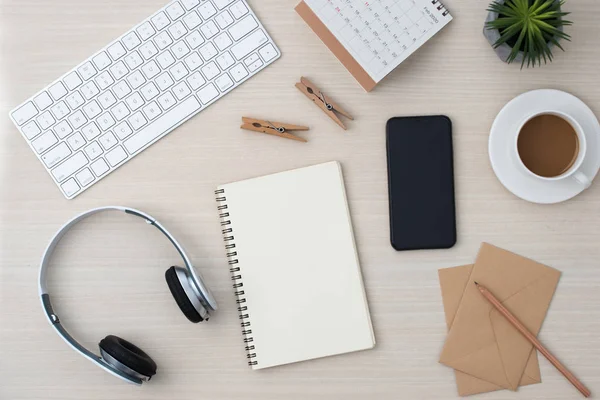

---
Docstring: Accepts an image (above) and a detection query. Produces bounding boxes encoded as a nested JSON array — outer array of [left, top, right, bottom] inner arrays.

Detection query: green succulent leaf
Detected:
[[485, 0, 571, 67]]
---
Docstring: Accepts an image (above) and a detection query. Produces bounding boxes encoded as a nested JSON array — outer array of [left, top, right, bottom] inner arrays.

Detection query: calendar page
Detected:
[[303, 0, 452, 84]]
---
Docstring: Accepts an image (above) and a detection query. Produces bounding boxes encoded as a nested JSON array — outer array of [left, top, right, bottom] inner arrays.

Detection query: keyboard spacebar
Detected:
[[124, 97, 202, 154]]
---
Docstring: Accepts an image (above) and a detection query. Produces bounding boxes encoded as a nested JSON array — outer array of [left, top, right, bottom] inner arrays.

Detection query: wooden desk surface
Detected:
[[1, 1, 599, 399]]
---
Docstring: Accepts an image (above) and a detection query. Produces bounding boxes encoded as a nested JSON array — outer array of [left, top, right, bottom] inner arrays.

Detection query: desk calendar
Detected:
[[296, 0, 452, 91]]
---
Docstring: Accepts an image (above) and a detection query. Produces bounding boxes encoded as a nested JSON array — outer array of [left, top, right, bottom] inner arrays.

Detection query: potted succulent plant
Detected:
[[483, 0, 572, 68]]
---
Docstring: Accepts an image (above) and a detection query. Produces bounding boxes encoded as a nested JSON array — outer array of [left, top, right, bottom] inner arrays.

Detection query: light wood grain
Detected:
[[1, 1, 600, 399]]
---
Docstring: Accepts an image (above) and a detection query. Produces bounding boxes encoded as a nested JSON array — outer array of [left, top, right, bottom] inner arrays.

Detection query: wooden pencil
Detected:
[[474, 282, 591, 398]]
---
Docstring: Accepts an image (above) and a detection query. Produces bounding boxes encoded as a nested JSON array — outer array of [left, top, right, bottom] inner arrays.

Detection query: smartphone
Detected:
[[386, 116, 456, 251]]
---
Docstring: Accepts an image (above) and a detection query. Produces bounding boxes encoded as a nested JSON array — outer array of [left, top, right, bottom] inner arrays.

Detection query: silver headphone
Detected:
[[39, 206, 218, 385]]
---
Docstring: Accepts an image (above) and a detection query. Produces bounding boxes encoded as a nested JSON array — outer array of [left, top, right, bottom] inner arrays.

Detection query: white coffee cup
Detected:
[[514, 110, 591, 188]]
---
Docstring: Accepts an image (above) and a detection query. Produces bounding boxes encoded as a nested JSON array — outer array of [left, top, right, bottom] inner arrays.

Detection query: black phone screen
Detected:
[[386, 116, 456, 251]]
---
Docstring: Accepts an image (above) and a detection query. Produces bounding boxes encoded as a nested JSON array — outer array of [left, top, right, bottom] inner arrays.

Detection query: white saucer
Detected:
[[489, 89, 600, 204]]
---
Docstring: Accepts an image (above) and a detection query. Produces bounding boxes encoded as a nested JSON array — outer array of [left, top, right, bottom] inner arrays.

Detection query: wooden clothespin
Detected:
[[241, 117, 309, 143], [295, 77, 354, 130]]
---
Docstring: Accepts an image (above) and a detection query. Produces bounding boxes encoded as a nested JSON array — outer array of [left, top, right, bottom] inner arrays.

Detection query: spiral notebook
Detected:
[[215, 162, 375, 369], [296, 0, 453, 91]]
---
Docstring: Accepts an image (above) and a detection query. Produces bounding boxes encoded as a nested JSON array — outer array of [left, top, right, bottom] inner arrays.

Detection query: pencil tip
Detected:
[[474, 281, 479, 285]]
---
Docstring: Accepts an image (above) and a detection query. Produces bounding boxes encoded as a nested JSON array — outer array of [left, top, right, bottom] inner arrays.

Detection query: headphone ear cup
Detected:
[[99, 335, 157, 379], [165, 266, 204, 323]]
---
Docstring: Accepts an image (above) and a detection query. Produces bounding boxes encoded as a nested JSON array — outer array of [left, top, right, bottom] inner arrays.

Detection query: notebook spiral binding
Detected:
[[431, 0, 450, 16], [215, 188, 258, 367]]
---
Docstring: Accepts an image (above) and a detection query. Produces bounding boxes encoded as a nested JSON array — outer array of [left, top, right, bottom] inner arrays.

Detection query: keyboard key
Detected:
[[82, 122, 101, 141], [81, 81, 100, 100], [78, 62, 97, 80], [184, 52, 203, 71], [122, 32, 142, 50], [139, 42, 159, 60], [111, 102, 131, 121], [93, 51, 112, 70], [201, 61, 220, 80], [37, 111, 56, 130], [244, 52, 259, 66], [50, 101, 69, 120], [247, 58, 263, 72], [183, 11, 202, 29], [181, 0, 200, 10], [215, 11, 234, 29], [141, 60, 161, 79], [198, 2, 217, 19], [229, 15, 257, 41], [170, 62, 189, 80], [173, 81, 192, 100], [197, 83, 219, 104], [137, 21, 156, 41], [142, 101, 162, 120], [114, 121, 133, 140], [54, 120, 73, 139], [231, 29, 267, 60], [125, 51, 144, 69], [68, 110, 87, 129], [83, 100, 102, 119], [124, 96, 201, 154], [49, 82, 68, 100], [168, 21, 188, 40], [199, 42, 218, 60], [42, 142, 71, 168], [107, 42, 127, 60], [52, 152, 88, 182], [67, 132, 86, 151], [126, 70, 146, 89], [230, 1, 249, 19], [113, 81, 132, 99], [66, 91, 85, 109], [95, 71, 115, 90], [99, 131, 118, 150], [32, 131, 58, 154], [34, 92, 53, 111], [140, 82, 160, 100], [214, 32, 233, 51], [61, 178, 81, 197], [200, 21, 219, 39], [126, 92, 145, 111], [98, 91, 117, 109], [171, 41, 191, 59], [91, 158, 110, 177], [22, 121, 42, 139], [187, 72, 206, 90], [128, 111, 148, 130], [157, 51, 176, 69], [109, 61, 129, 80], [185, 31, 205, 49], [76, 168, 95, 187], [63, 72, 83, 90], [152, 12, 171, 31], [156, 72, 175, 90], [84, 141, 103, 160], [259, 43, 278, 62], [216, 52, 235, 69], [106, 146, 128, 166], [155, 31, 173, 50], [166, 1, 186, 20], [12, 102, 38, 125], [215, 73, 234, 92], [97, 112, 116, 130], [215, 0, 234, 9], [158, 91, 177, 110]]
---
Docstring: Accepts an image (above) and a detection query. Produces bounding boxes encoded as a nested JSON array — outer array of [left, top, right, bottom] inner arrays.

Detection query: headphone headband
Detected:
[[39, 206, 217, 384]]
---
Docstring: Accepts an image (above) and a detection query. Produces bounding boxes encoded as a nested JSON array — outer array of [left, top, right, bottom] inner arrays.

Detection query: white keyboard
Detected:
[[10, 0, 280, 199]]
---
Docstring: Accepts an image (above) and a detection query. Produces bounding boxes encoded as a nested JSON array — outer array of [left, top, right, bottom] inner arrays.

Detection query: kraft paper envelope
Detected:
[[439, 264, 542, 396], [439, 243, 561, 391]]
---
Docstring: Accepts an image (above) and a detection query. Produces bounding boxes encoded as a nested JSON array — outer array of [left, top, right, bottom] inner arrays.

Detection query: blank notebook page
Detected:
[[216, 161, 375, 369]]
